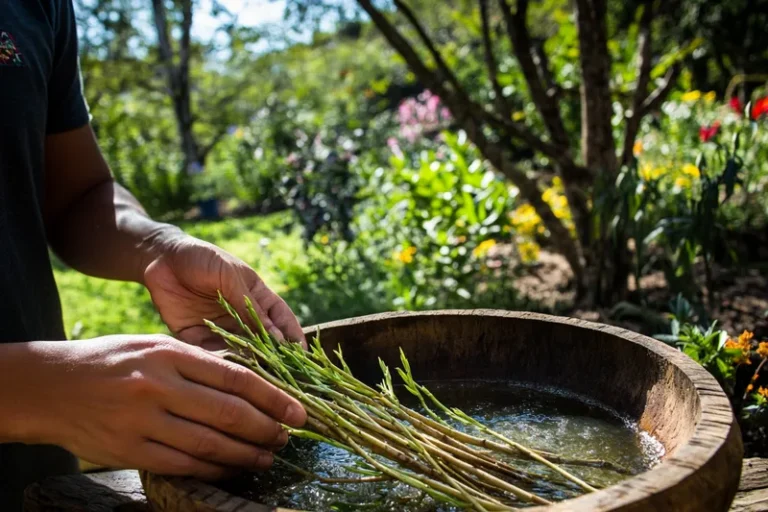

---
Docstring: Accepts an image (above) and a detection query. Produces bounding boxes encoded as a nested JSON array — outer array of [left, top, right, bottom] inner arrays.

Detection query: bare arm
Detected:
[[43, 125, 182, 284]]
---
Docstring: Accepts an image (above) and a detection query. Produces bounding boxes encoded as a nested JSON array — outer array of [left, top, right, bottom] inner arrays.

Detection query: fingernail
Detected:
[[269, 326, 284, 341], [284, 403, 306, 426], [277, 429, 289, 445]]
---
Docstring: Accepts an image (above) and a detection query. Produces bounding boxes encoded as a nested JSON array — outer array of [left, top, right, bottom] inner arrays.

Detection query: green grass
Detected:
[[54, 212, 305, 339]]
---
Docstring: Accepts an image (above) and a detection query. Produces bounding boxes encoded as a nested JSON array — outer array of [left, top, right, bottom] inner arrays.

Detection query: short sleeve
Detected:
[[46, 0, 90, 134]]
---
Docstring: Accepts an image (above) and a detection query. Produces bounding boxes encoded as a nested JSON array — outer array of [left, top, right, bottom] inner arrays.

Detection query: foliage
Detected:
[[655, 295, 768, 424], [276, 129, 527, 324]]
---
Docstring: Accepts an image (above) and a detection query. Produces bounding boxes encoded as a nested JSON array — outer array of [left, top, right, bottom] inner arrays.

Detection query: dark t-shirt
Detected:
[[1, 0, 90, 508]]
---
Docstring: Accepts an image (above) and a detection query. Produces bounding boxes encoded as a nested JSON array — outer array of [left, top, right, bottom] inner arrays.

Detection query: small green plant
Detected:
[[655, 296, 768, 424]]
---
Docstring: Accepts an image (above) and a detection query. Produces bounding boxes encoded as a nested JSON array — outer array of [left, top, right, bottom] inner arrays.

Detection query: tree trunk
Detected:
[[574, 0, 630, 305], [151, 0, 201, 173]]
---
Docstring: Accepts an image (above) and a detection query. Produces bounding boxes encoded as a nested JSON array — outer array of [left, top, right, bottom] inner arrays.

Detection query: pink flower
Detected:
[[387, 137, 403, 158], [426, 94, 441, 113]]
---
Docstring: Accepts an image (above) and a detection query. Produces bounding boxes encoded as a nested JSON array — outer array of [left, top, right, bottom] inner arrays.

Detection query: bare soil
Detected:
[[510, 250, 768, 340]]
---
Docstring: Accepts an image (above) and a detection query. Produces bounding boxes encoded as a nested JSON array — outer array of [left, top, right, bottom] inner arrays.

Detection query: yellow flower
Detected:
[[511, 203, 542, 237], [757, 341, 768, 359], [518, 241, 540, 263], [472, 239, 497, 258], [633, 140, 643, 156], [319, 235, 330, 245], [639, 164, 664, 181], [758, 387, 768, 399], [393, 246, 417, 264], [703, 91, 716, 103], [681, 90, 702, 102], [674, 177, 691, 188], [682, 164, 700, 178], [512, 111, 526, 121], [233, 127, 244, 139]]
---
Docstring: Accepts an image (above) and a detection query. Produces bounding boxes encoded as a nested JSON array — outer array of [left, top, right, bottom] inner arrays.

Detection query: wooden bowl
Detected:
[[140, 310, 743, 512]]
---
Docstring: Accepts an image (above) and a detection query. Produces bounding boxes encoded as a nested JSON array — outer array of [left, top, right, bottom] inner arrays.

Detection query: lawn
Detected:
[[53, 212, 305, 340]]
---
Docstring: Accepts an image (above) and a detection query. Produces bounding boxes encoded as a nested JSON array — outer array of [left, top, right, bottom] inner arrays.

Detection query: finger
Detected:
[[267, 298, 306, 348], [153, 413, 276, 470], [138, 440, 238, 481], [167, 379, 290, 446], [177, 325, 229, 351], [175, 350, 307, 428], [246, 283, 285, 341], [221, 273, 284, 341]]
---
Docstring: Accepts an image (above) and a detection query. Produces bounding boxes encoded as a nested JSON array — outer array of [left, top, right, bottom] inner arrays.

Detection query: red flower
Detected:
[[752, 97, 768, 120], [729, 97, 744, 115], [699, 122, 720, 142]]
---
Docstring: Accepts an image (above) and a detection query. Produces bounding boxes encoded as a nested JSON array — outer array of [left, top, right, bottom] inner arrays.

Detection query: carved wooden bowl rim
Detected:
[[140, 310, 743, 512]]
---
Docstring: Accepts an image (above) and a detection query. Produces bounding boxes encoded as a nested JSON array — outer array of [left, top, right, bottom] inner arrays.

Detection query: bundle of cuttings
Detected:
[[207, 295, 632, 511]]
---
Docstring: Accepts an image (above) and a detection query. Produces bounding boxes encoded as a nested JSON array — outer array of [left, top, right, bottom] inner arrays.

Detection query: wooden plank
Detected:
[[731, 458, 768, 512], [24, 470, 149, 512], [731, 487, 768, 512], [740, 459, 768, 492]]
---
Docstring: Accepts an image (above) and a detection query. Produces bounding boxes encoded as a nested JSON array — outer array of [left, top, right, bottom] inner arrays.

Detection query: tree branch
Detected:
[[479, 0, 512, 119], [356, 0, 450, 100], [621, 1, 654, 166], [499, 0, 568, 148], [150, 0, 174, 67], [531, 39, 560, 99], [391, 0, 469, 103], [641, 63, 680, 113], [484, 116, 591, 179]]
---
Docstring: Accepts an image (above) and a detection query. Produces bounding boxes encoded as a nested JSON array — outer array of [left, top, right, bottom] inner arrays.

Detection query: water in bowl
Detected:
[[220, 379, 665, 510]]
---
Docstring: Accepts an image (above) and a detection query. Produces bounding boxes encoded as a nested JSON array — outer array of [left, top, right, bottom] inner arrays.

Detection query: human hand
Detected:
[[25, 336, 306, 479], [142, 235, 305, 350]]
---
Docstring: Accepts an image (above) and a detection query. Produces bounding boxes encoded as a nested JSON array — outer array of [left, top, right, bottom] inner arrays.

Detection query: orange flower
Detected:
[[758, 387, 768, 399], [757, 341, 768, 359], [747, 384, 754, 393], [726, 331, 753, 365]]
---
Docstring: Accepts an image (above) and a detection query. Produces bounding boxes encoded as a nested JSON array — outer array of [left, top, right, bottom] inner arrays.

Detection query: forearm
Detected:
[[0, 342, 58, 444], [47, 179, 185, 284]]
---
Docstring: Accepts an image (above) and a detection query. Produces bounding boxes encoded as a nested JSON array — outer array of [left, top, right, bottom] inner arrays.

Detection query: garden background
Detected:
[[65, 0, 768, 456]]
